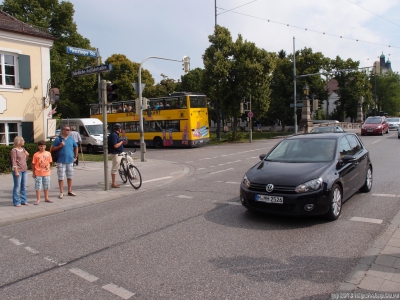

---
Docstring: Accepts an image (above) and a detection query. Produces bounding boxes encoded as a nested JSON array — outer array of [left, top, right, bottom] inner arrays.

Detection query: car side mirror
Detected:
[[259, 154, 267, 160], [340, 155, 356, 162]]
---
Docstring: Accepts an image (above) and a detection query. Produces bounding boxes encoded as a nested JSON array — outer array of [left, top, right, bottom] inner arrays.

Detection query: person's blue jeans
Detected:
[[12, 170, 28, 206]]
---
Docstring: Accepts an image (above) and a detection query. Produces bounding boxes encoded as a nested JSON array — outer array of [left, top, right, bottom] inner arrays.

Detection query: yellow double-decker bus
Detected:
[[90, 92, 210, 148]]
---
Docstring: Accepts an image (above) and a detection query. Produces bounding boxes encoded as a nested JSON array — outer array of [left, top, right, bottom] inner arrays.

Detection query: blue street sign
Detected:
[[71, 64, 112, 77], [66, 46, 98, 58], [290, 103, 303, 108]]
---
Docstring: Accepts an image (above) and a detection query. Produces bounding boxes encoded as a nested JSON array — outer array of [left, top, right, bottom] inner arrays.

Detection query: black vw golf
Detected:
[[240, 132, 373, 220]]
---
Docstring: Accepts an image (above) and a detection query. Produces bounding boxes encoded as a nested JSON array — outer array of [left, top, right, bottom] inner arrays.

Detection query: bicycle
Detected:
[[118, 150, 142, 189]]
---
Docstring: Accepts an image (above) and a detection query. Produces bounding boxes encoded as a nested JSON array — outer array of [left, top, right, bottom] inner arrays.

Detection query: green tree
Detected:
[[180, 68, 204, 92], [1, 0, 98, 118], [372, 72, 400, 116]]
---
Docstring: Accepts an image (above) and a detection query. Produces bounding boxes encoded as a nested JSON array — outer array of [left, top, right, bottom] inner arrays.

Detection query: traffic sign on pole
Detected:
[[248, 111, 254, 118], [71, 64, 112, 77]]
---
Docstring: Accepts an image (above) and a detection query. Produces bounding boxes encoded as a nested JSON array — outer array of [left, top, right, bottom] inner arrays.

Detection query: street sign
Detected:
[[248, 111, 254, 118], [290, 103, 303, 108], [71, 64, 112, 77], [66, 46, 98, 58]]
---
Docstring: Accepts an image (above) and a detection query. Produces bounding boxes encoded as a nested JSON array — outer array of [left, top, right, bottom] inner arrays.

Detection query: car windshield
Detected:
[[365, 118, 381, 124], [265, 138, 336, 162], [86, 124, 103, 135], [387, 118, 400, 122], [311, 127, 340, 133]]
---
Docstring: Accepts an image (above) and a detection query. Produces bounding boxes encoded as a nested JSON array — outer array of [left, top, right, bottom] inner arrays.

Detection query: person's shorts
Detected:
[[57, 163, 74, 180], [34, 175, 50, 190], [110, 153, 134, 174]]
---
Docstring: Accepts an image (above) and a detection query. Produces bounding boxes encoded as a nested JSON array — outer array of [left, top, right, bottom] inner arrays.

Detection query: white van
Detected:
[[59, 118, 104, 153]]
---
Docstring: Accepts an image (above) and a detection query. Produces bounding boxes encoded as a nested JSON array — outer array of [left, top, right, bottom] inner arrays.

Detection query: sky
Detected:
[[67, 0, 400, 84]]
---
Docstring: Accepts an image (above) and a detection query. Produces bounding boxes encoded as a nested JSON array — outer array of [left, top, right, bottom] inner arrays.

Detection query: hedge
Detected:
[[0, 141, 53, 174]]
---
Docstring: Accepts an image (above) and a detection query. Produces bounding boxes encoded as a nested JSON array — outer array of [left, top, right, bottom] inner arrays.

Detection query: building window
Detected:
[[0, 53, 17, 87], [0, 122, 20, 145]]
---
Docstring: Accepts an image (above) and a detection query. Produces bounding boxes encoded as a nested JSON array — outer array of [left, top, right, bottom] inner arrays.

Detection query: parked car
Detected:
[[387, 117, 400, 130], [310, 126, 344, 133], [240, 133, 372, 221], [361, 116, 389, 136]]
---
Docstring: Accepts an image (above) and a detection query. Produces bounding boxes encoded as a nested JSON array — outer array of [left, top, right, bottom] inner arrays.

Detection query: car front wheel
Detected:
[[325, 184, 342, 221]]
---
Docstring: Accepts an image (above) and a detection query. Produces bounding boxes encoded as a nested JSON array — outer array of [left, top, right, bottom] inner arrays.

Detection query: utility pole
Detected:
[[101, 80, 109, 191]]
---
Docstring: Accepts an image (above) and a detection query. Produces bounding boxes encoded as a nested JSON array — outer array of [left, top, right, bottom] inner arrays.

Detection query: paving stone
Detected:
[[375, 254, 397, 267], [358, 274, 385, 290], [379, 280, 400, 292], [367, 264, 395, 280]]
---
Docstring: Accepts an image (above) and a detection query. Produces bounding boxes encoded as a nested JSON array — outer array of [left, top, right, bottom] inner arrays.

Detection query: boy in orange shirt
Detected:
[[32, 140, 53, 205]]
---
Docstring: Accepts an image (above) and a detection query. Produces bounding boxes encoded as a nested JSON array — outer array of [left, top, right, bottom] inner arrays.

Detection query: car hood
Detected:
[[246, 160, 332, 186], [363, 123, 382, 127]]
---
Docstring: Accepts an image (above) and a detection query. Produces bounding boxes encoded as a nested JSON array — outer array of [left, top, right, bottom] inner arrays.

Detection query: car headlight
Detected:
[[242, 175, 250, 188], [376, 125, 382, 129], [295, 178, 323, 193], [361, 126, 365, 129], [96, 139, 103, 145]]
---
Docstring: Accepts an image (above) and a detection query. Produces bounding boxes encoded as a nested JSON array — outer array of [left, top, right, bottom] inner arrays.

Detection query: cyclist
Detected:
[[108, 123, 131, 188]]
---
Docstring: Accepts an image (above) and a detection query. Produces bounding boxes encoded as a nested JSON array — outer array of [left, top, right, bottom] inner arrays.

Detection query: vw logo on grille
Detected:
[[266, 184, 274, 193]]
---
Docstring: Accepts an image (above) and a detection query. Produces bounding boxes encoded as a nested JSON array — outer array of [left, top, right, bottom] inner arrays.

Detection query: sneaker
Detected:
[[59, 193, 64, 199]]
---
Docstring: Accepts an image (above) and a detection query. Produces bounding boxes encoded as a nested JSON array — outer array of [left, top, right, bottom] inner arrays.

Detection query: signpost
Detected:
[[290, 103, 303, 108], [71, 64, 112, 77], [66, 46, 98, 58]]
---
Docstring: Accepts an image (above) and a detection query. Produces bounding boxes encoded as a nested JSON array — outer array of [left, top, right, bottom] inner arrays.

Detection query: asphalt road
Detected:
[[1, 132, 400, 300]]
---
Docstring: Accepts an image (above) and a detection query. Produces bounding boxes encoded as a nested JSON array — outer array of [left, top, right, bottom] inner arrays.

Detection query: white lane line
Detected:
[[226, 181, 239, 184], [372, 140, 380, 144], [143, 176, 173, 183], [350, 217, 383, 224], [197, 168, 206, 170], [209, 168, 234, 175], [224, 202, 242, 206], [169, 171, 181, 175], [373, 194, 397, 197], [185, 161, 194, 163], [102, 283, 135, 299], [177, 195, 193, 199], [25, 247, 39, 254], [69, 268, 99, 282], [9, 238, 24, 246]]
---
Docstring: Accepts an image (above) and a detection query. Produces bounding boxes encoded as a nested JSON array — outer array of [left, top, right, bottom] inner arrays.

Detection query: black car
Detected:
[[240, 133, 373, 220]]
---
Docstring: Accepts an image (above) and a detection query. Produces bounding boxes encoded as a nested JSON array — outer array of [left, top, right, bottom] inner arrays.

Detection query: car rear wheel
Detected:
[[359, 166, 372, 193], [325, 184, 342, 221]]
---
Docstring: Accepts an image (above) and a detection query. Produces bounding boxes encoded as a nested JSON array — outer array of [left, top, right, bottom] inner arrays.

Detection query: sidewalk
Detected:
[[0, 159, 189, 227]]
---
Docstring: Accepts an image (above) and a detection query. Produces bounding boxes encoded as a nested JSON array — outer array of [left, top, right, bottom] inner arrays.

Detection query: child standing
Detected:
[[32, 140, 53, 205], [11, 136, 30, 207]]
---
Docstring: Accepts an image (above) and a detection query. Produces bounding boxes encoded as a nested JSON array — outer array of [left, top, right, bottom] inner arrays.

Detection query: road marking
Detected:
[[372, 140, 380, 144], [209, 168, 234, 175], [143, 176, 173, 183], [226, 181, 239, 184], [197, 168, 206, 170], [25, 246, 39, 254], [102, 283, 135, 299], [350, 217, 383, 224], [169, 171, 181, 175], [69, 268, 99, 282], [373, 194, 397, 197], [9, 238, 24, 245], [177, 195, 193, 199], [224, 201, 242, 206]]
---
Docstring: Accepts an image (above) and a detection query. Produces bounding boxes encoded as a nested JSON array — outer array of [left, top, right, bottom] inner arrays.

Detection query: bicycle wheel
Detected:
[[119, 159, 128, 183], [127, 165, 142, 189]]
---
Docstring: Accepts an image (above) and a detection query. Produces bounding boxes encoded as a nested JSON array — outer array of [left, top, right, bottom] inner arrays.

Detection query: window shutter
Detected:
[[21, 122, 34, 143], [18, 54, 31, 89]]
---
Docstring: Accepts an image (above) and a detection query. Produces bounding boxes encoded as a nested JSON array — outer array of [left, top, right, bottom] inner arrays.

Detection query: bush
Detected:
[[0, 141, 53, 174], [226, 131, 246, 142]]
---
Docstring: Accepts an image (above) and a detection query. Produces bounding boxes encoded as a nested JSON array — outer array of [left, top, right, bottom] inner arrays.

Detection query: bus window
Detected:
[[190, 96, 206, 108]]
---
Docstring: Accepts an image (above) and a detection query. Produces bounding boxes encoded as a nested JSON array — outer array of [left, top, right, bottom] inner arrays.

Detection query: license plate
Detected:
[[367, 129, 373, 132], [255, 194, 283, 204]]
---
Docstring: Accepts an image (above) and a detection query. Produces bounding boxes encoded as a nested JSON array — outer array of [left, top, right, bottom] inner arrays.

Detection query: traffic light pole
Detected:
[[138, 56, 189, 162]]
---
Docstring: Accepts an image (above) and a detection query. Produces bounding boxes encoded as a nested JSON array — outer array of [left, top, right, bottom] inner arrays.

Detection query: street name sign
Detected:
[[66, 46, 98, 58], [71, 64, 112, 77], [290, 103, 303, 108]]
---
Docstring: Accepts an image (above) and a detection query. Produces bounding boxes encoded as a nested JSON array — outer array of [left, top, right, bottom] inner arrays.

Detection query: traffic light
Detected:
[[183, 56, 190, 73], [240, 103, 244, 114], [107, 83, 118, 102], [135, 98, 140, 113], [313, 99, 319, 111], [142, 97, 149, 109]]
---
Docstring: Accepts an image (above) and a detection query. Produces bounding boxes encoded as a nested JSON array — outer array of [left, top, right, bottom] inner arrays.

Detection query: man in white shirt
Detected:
[[69, 126, 82, 166]]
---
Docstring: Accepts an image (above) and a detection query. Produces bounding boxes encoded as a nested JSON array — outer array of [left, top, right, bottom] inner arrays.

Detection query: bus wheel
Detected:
[[153, 137, 163, 149], [87, 145, 94, 154]]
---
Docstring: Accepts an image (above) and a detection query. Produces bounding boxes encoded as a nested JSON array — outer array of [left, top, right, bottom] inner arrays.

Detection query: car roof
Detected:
[[288, 132, 356, 140]]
